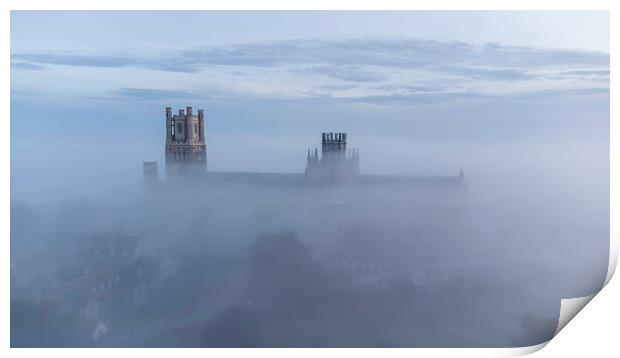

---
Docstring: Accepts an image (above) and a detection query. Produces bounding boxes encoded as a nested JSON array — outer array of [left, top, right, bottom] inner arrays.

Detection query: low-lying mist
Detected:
[[10, 96, 609, 347]]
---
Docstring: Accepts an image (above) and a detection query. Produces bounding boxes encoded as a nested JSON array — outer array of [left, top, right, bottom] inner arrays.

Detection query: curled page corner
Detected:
[[604, 230, 619, 286], [507, 294, 597, 356], [503, 341, 549, 356], [519, 235, 617, 354], [554, 294, 596, 337]]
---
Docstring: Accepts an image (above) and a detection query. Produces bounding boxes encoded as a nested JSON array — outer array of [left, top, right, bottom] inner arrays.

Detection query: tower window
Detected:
[[176, 123, 183, 134], [194, 123, 198, 135]]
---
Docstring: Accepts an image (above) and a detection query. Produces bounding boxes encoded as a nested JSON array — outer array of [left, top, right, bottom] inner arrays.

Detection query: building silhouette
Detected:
[[143, 106, 466, 190]]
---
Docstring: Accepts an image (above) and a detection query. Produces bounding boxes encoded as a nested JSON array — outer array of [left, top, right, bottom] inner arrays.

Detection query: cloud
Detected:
[[545, 69, 610, 82], [555, 69, 609, 77], [11, 38, 610, 106], [299, 65, 386, 82], [477, 42, 609, 68], [11, 38, 609, 75], [299, 86, 608, 106], [434, 65, 533, 81], [12, 53, 140, 68], [511, 87, 609, 100], [370, 84, 445, 93], [110, 88, 200, 101], [330, 91, 490, 105], [316, 84, 359, 91], [11, 62, 48, 71]]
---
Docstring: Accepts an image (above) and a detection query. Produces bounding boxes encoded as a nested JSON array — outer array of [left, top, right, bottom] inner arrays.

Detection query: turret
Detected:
[[186, 106, 195, 143], [198, 109, 205, 141], [165, 107, 173, 143]]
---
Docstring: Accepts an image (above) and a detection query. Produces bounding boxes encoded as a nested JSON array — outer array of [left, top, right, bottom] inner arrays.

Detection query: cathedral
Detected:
[[143, 106, 466, 190]]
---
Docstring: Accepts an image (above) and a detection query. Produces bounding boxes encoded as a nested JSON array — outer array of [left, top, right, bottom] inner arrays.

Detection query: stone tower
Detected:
[[305, 132, 359, 184], [165, 106, 207, 177]]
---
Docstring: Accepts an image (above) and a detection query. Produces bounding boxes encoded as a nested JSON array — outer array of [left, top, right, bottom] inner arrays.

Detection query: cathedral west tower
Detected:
[[165, 106, 207, 177]]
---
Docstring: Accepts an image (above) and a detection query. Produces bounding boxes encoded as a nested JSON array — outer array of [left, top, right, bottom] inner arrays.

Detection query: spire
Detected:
[[458, 166, 464, 182]]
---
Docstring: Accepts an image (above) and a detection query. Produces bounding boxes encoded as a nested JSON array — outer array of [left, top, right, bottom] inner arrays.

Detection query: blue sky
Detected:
[[10, 11, 610, 202]]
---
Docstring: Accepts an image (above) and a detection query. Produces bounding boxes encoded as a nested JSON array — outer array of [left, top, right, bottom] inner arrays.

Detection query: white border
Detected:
[[0, 0, 616, 10], [2, 1, 617, 356]]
